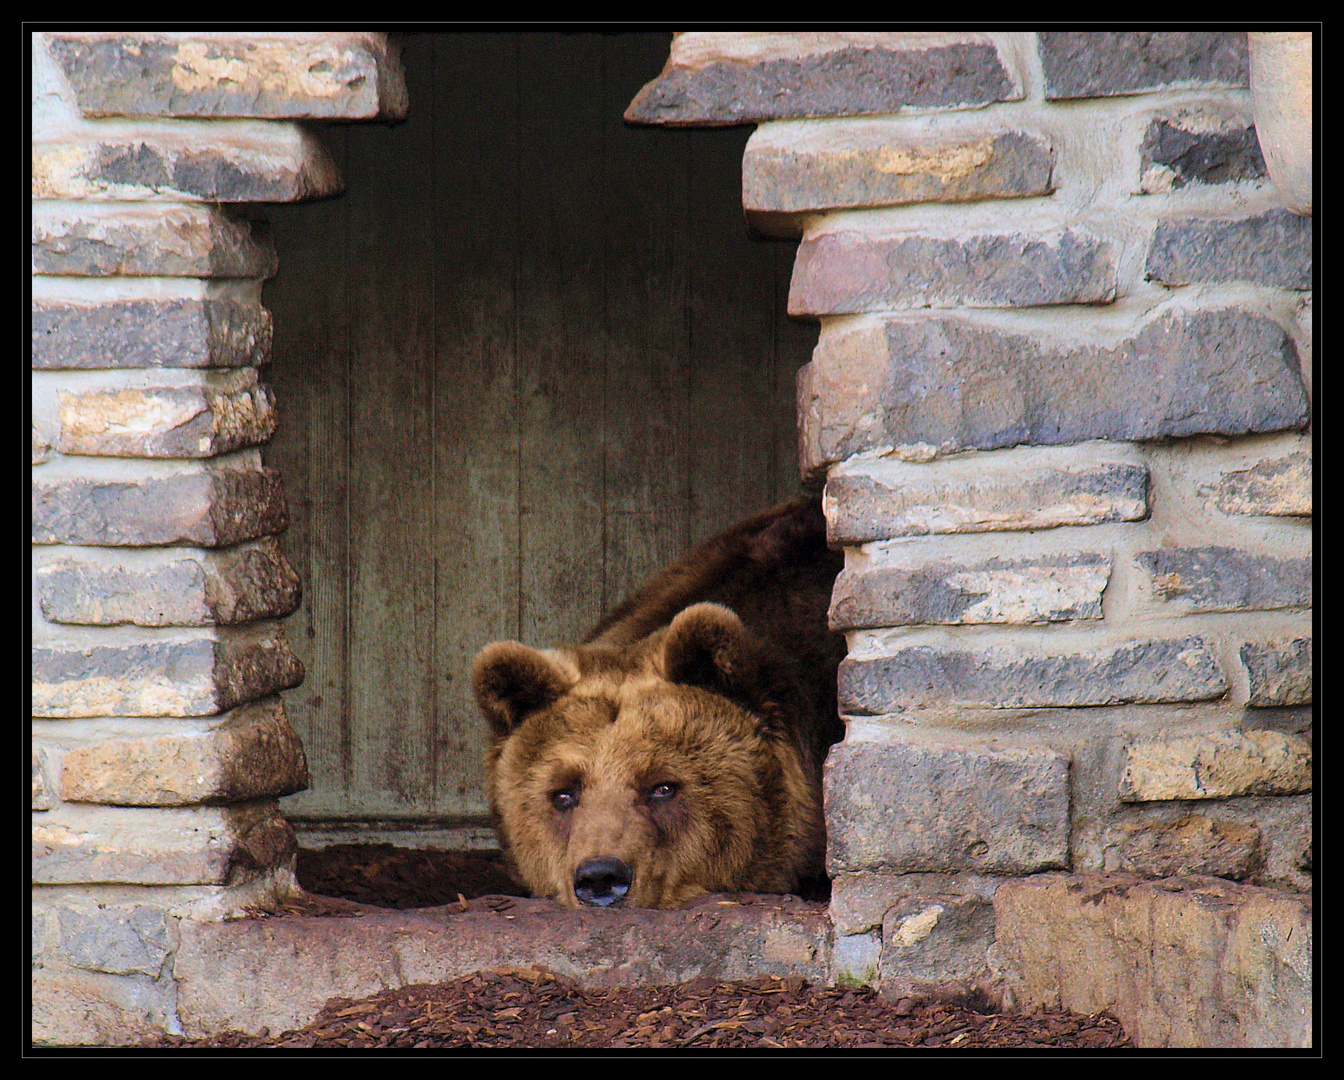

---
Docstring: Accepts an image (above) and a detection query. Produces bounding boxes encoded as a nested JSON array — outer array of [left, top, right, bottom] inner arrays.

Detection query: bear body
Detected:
[[472, 496, 845, 909]]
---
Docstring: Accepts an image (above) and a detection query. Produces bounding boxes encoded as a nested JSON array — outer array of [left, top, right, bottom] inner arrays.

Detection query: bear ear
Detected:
[[661, 603, 762, 705], [472, 641, 574, 739]]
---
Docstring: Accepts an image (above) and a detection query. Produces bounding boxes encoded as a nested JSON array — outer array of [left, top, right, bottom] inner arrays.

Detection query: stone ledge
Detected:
[[32, 202, 277, 279], [992, 872, 1310, 1047], [174, 892, 832, 1038], [1038, 32, 1248, 100], [626, 32, 1021, 126], [1118, 730, 1312, 801], [45, 32, 408, 120], [36, 537, 301, 627], [32, 123, 343, 202]]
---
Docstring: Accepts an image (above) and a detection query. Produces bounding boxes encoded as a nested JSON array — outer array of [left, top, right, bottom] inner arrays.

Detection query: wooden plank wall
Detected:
[[262, 33, 817, 828]]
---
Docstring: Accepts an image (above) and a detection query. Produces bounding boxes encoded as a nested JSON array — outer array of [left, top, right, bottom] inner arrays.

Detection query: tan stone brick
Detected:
[[1119, 730, 1311, 801]]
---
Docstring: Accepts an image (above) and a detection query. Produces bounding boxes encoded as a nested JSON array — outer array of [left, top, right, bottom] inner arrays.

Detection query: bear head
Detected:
[[473, 603, 824, 910]]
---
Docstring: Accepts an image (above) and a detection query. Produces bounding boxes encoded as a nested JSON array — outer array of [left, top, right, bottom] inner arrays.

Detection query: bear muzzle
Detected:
[[573, 855, 634, 907]]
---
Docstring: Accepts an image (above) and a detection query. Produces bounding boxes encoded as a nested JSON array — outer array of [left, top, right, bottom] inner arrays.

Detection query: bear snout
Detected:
[[573, 856, 634, 907]]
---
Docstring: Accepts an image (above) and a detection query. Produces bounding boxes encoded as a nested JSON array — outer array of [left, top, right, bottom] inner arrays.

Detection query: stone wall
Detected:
[[29, 31, 407, 1044], [632, 30, 1312, 1047]]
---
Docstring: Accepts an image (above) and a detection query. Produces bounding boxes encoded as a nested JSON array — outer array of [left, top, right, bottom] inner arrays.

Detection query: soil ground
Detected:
[[146, 844, 1135, 1051]]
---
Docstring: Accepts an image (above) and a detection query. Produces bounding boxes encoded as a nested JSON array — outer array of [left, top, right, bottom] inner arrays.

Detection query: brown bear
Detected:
[[472, 496, 845, 910]]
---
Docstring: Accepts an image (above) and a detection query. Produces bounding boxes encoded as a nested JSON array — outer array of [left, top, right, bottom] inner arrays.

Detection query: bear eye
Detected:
[[647, 781, 679, 802], [551, 786, 579, 811]]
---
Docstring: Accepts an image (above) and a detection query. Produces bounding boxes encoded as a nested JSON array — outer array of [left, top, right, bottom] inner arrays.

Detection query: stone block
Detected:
[[58, 697, 309, 806], [31, 202, 277, 278], [880, 893, 995, 999], [1091, 812, 1263, 881], [743, 124, 1053, 234], [824, 733, 1070, 875], [1240, 638, 1312, 706], [1136, 546, 1311, 613], [31, 964, 177, 1046], [830, 548, 1110, 630], [828, 870, 1001, 935], [33, 425, 52, 464], [823, 443, 1148, 543], [1213, 450, 1311, 516], [55, 370, 277, 458], [32, 123, 343, 203], [1039, 32, 1248, 100], [36, 537, 301, 627], [626, 32, 1021, 125], [33, 749, 56, 810], [799, 307, 1308, 477], [31, 458, 289, 547], [993, 873, 1310, 1047], [1146, 209, 1312, 290], [790, 226, 1115, 315], [31, 799, 296, 886], [839, 635, 1226, 714], [1119, 730, 1311, 801], [45, 32, 408, 120], [832, 931, 881, 988], [32, 891, 175, 978], [1138, 109, 1266, 193], [31, 622, 304, 718]]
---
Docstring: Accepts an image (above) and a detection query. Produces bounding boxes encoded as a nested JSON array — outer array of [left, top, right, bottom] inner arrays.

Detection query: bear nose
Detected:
[[573, 856, 633, 907]]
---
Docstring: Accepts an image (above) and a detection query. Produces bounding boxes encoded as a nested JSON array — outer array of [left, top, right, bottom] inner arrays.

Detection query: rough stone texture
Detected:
[[1146, 209, 1312, 290], [823, 444, 1149, 543], [824, 734, 1070, 875], [31, 622, 304, 719], [743, 125, 1054, 235], [1139, 114, 1266, 193], [1039, 32, 1248, 100], [799, 308, 1308, 476], [32, 891, 176, 978], [839, 636, 1227, 714], [880, 893, 995, 1000], [31, 125, 343, 203], [33, 749, 55, 811], [1136, 546, 1311, 613], [31, 202, 277, 278], [59, 698, 309, 806], [1240, 638, 1312, 707], [31, 964, 177, 1047], [790, 227, 1116, 314], [626, 33, 1020, 126], [174, 894, 832, 1038], [830, 551, 1110, 630], [36, 537, 301, 627], [1212, 450, 1312, 516], [832, 931, 881, 988], [32, 293, 273, 370], [829, 870, 1002, 936], [1089, 813, 1262, 881], [46, 32, 409, 120], [31, 460, 289, 548], [31, 799, 296, 886], [56, 372, 277, 458], [993, 873, 1310, 1047], [33, 425, 52, 464], [1118, 730, 1311, 802]]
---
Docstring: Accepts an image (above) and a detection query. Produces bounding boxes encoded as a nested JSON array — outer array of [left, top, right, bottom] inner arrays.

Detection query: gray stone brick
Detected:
[[1039, 32, 1248, 100], [30, 622, 304, 718], [832, 931, 881, 988], [790, 227, 1115, 314], [839, 635, 1227, 714], [830, 551, 1110, 630], [56, 373, 277, 458], [824, 444, 1149, 543], [31, 799, 296, 885], [1146, 209, 1312, 289], [824, 734, 1070, 874], [626, 33, 1020, 125], [33, 894, 175, 977], [59, 697, 309, 806], [1139, 114, 1266, 192], [829, 870, 1001, 935], [37, 538, 301, 627], [1090, 812, 1262, 880], [1213, 450, 1311, 517], [1137, 546, 1311, 612], [799, 308, 1308, 477], [32, 125, 343, 203], [743, 125, 1053, 233], [1118, 730, 1312, 801], [45, 33, 408, 120], [31, 460, 289, 548], [32, 425, 52, 465], [32, 294, 272, 370], [33, 749, 55, 810], [880, 892, 995, 999], [1240, 638, 1312, 706], [31, 203, 277, 279]]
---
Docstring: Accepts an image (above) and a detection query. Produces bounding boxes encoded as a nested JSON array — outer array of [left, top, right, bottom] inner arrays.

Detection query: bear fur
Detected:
[[472, 496, 845, 909]]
